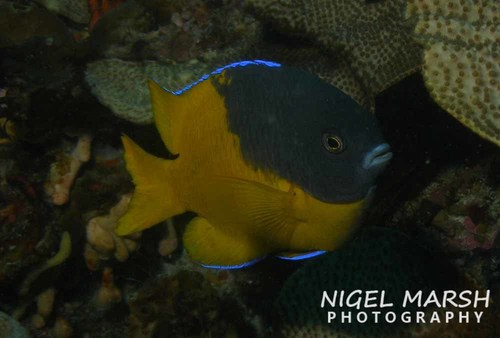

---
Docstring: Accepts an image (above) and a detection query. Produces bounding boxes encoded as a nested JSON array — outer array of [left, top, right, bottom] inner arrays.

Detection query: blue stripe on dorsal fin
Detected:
[[167, 60, 281, 95]]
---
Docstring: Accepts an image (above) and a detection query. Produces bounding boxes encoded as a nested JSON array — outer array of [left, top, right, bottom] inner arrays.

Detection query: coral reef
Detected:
[[388, 155, 500, 289], [88, 0, 124, 30], [85, 59, 211, 124], [83, 1, 262, 124], [45, 134, 93, 205], [1, 0, 499, 337], [157, 219, 178, 257], [94, 267, 122, 307], [128, 270, 256, 338], [0, 311, 30, 338], [406, 0, 500, 147], [389, 156, 499, 252], [88, 0, 154, 52], [36, 0, 90, 24], [0, 1, 71, 48], [51, 316, 73, 338], [246, 0, 422, 107], [0, 164, 57, 286], [253, 43, 374, 109], [0, 117, 17, 145], [18, 232, 71, 296], [88, 0, 261, 62]]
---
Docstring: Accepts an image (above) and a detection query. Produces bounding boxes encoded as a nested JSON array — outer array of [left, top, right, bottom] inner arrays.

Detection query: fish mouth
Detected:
[[362, 143, 393, 170]]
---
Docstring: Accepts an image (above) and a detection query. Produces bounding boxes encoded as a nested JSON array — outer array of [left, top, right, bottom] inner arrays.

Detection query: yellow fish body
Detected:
[[116, 61, 392, 268]]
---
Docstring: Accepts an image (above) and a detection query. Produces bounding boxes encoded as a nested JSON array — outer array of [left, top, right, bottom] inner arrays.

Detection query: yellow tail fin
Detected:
[[115, 135, 184, 236]]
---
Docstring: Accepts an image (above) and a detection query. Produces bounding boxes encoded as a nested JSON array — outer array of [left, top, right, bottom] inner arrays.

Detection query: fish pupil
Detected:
[[323, 134, 343, 153], [328, 137, 340, 149]]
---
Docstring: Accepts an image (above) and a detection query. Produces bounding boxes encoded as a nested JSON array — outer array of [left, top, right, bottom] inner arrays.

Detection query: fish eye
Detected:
[[322, 133, 344, 153]]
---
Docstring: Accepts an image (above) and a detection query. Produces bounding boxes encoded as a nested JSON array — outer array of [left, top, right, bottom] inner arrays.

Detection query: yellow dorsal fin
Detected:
[[148, 80, 181, 154]]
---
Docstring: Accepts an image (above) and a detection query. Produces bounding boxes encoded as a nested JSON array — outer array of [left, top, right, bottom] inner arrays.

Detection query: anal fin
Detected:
[[183, 217, 267, 269]]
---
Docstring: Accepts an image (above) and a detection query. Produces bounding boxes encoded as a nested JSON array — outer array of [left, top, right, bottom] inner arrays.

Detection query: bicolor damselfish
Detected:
[[115, 60, 392, 268]]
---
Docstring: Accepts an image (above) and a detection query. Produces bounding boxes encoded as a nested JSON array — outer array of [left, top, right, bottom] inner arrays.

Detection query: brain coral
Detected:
[[85, 59, 211, 124], [406, 0, 500, 147], [246, 0, 422, 102]]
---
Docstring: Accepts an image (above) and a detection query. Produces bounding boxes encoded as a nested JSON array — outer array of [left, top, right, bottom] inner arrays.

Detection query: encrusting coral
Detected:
[[85, 59, 211, 124], [45, 134, 93, 205], [406, 0, 500, 146], [246, 0, 422, 106]]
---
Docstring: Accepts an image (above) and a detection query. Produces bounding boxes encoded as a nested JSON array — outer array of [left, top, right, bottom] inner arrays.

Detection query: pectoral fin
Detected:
[[207, 177, 299, 247]]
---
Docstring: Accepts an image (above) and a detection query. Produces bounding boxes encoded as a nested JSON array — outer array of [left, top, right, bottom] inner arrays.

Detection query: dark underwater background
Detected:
[[0, 0, 499, 337]]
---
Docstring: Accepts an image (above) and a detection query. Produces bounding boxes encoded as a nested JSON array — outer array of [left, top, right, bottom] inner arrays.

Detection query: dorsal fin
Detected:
[[148, 60, 281, 155], [148, 80, 183, 154], [148, 77, 228, 155]]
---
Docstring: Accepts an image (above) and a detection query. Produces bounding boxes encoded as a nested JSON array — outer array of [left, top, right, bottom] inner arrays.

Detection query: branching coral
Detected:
[[157, 219, 178, 257], [94, 267, 122, 307], [31, 288, 56, 328], [84, 193, 141, 270], [19, 231, 72, 296], [45, 134, 93, 205], [406, 0, 500, 146]]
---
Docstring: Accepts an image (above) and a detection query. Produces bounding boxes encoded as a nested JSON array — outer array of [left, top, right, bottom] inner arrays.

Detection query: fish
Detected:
[[115, 60, 392, 268]]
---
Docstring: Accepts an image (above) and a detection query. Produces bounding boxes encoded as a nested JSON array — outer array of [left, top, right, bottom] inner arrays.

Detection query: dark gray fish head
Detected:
[[308, 89, 392, 202], [215, 64, 392, 203]]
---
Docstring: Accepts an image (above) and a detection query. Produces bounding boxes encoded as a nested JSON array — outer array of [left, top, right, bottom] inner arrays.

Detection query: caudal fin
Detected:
[[115, 135, 184, 236]]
